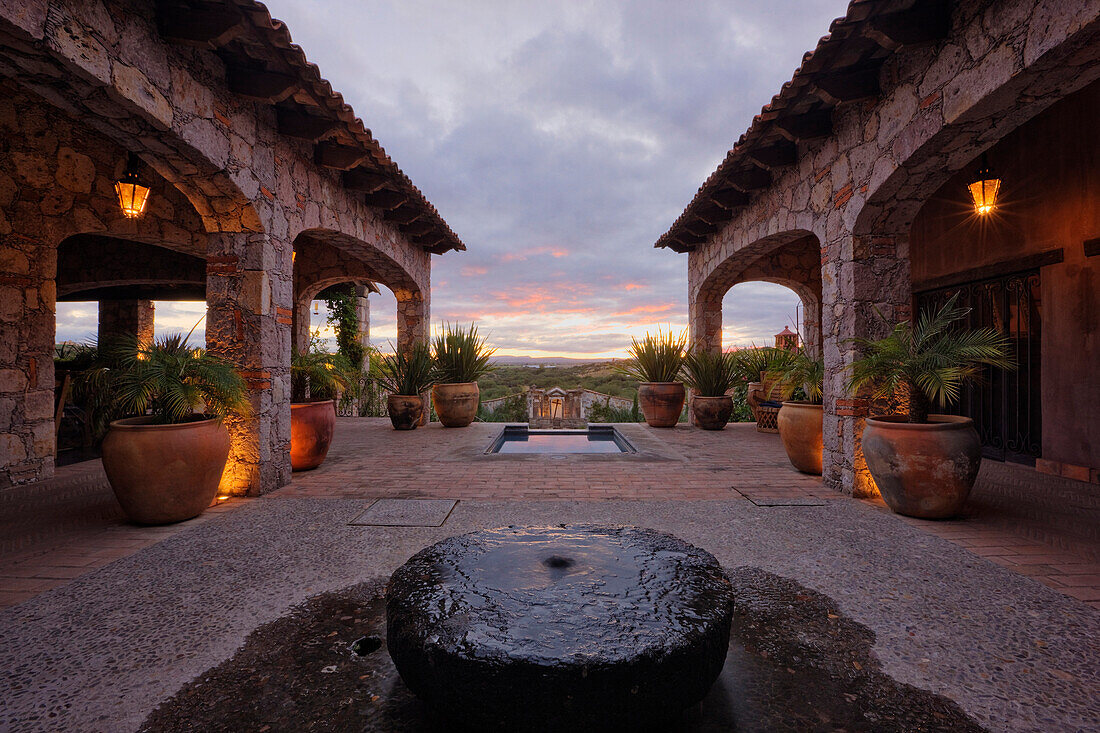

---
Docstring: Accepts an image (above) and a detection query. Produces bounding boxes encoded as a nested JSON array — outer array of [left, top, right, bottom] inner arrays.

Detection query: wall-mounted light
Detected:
[[967, 153, 1000, 216], [115, 152, 151, 219]]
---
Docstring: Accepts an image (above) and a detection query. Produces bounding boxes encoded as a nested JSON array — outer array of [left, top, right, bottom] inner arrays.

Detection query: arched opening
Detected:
[[721, 282, 808, 350]]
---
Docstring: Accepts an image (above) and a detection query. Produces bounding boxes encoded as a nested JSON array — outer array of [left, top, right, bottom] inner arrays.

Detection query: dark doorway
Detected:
[[916, 270, 1042, 465]]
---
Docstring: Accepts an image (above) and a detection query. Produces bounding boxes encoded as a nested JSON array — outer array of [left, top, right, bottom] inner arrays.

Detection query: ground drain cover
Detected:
[[747, 497, 827, 507], [349, 499, 457, 527]]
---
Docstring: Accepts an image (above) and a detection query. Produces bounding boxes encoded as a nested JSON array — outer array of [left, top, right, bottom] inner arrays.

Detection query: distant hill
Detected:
[[478, 360, 635, 400], [490, 355, 620, 367]]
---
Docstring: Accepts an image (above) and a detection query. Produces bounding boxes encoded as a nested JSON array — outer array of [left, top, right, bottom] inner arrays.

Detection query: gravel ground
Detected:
[[1, 496, 1097, 732]]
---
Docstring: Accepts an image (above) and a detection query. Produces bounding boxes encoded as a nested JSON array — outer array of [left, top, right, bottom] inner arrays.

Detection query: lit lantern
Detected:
[[967, 153, 1000, 216], [314, 301, 319, 314], [114, 153, 151, 219]]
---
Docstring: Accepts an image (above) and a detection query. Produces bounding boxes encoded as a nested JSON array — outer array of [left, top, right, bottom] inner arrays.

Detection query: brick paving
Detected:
[[1, 419, 1097, 609]]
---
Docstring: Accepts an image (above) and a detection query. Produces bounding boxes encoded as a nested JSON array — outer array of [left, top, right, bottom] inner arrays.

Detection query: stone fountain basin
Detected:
[[385, 525, 734, 732]]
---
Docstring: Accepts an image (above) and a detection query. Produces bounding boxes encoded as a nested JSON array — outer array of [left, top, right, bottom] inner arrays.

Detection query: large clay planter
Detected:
[[692, 395, 733, 430], [432, 382, 480, 427], [638, 382, 685, 427], [102, 416, 230, 525], [387, 394, 423, 430], [777, 401, 823, 475], [862, 414, 981, 519], [290, 400, 336, 471]]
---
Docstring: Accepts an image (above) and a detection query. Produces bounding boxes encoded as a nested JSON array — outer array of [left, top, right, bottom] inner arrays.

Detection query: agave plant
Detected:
[[846, 293, 1013, 423], [376, 342, 436, 396], [681, 349, 739, 397], [83, 333, 250, 424], [767, 349, 824, 403], [616, 329, 687, 383], [291, 344, 354, 403], [432, 323, 496, 383]]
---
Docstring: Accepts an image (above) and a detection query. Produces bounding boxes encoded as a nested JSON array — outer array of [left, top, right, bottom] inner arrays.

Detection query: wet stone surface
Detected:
[[386, 525, 734, 730], [139, 568, 986, 732]]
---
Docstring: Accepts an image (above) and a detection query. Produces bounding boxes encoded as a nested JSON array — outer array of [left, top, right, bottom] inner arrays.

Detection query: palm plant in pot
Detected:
[[681, 349, 738, 430], [847, 294, 1012, 518], [617, 330, 687, 427], [290, 344, 353, 471], [733, 346, 795, 422], [376, 342, 436, 430], [768, 349, 824, 475], [431, 323, 496, 427], [85, 334, 249, 525]]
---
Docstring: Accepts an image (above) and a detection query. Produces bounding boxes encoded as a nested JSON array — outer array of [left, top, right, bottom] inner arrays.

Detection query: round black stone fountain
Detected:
[[386, 525, 734, 732]]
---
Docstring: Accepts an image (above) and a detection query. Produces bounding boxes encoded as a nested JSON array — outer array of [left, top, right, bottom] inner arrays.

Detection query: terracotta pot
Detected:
[[638, 382, 685, 427], [692, 395, 733, 430], [777, 402, 823, 475], [290, 400, 336, 471], [102, 416, 230, 525], [387, 394, 423, 430], [862, 414, 981, 519], [432, 382, 480, 427]]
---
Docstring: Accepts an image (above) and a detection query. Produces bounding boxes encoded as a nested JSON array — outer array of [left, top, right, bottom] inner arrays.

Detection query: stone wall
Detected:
[[682, 0, 1100, 496], [0, 0, 443, 490]]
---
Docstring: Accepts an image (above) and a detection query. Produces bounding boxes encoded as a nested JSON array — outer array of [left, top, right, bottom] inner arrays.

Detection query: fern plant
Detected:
[[616, 329, 687, 383], [768, 350, 824, 404], [84, 334, 250, 424], [376, 342, 436, 396], [432, 323, 496, 383], [846, 293, 1013, 423], [681, 349, 739, 397], [291, 343, 354, 403]]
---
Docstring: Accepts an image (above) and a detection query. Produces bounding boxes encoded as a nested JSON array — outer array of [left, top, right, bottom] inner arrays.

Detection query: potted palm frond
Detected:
[[88, 334, 249, 525], [768, 349, 824, 475], [847, 294, 1013, 518], [733, 346, 795, 422], [617, 330, 687, 427], [290, 345, 353, 471], [376, 342, 436, 430], [681, 349, 738, 430], [431, 323, 496, 427]]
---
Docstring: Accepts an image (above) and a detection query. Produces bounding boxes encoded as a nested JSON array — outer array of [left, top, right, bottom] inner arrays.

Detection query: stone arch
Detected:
[[690, 231, 821, 355], [56, 236, 206, 300], [292, 229, 429, 355]]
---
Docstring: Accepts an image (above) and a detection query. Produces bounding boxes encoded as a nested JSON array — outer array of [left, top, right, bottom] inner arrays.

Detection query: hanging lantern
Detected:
[[114, 152, 151, 219], [314, 301, 319, 314], [967, 153, 1000, 216]]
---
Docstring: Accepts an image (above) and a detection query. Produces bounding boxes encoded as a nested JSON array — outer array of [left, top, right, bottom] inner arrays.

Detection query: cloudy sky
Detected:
[[59, 0, 842, 357]]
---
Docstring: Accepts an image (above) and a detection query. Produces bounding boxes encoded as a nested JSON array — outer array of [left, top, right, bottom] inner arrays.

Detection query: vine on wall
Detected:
[[323, 284, 365, 368]]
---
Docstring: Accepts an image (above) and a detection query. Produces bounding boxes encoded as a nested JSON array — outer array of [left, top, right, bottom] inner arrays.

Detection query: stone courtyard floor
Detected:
[[0, 420, 1097, 731]]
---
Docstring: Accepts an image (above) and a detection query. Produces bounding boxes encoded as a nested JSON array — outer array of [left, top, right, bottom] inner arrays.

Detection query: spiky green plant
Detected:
[[84, 334, 250, 424], [681, 349, 739, 397], [291, 342, 354, 403], [616, 329, 687, 383], [846, 293, 1014, 423], [767, 349, 824, 403], [376, 342, 436, 396], [731, 345, 797, 384], [432, 323, 496, 383]]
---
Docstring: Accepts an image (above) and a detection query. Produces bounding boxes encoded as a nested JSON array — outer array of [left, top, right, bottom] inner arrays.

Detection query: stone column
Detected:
[[354, 284, 370, 372], [821, 233, 911, 497], [801, 296, 822, 358], [97, 299, 154, 348], [205, 232, 292, 496], [0, 233, 55, 486], [688, 288, 722, 355], [291, 296, 311, 355], [395, 287, 430, 424]]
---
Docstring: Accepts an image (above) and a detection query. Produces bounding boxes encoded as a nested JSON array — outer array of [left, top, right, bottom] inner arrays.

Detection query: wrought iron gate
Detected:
[[915, 270, 1042, 465]]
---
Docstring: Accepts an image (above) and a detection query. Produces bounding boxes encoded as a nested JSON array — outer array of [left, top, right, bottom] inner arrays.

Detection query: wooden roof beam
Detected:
[[709, 188, 751, 210], [277, 108, 338, 142], [865, 0, 951, 50], [774, 109, 833, 142], [400, 220, 436, 236], [158, 3, 243, 49], [226, 66, 298, 103], [724, 165, 771, 193], [813, 62, 882, 104], [413, 232, 445, 248], [747, 139, 798, 170], [694, 201, 733, 225], [383, 204, 422, 225], [343, 167, 390, 193], [315, 142, 369, 170], [362, 189, 408, 210]]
